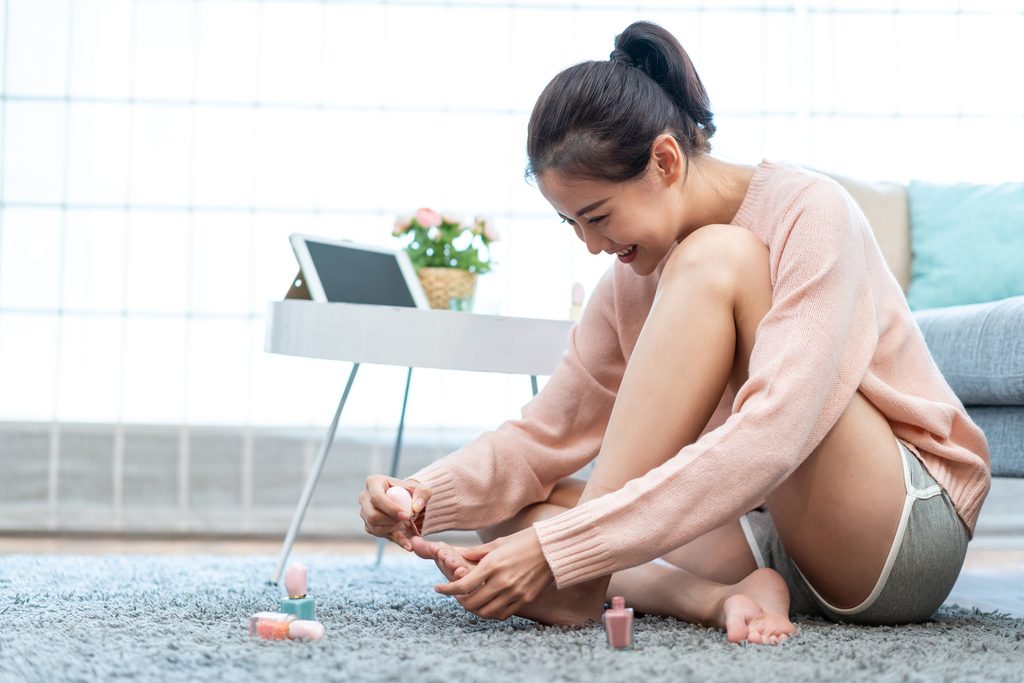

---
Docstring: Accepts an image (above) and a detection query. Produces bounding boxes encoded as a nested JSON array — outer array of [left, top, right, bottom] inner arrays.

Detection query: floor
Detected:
[[2, 535, 1022, 618]]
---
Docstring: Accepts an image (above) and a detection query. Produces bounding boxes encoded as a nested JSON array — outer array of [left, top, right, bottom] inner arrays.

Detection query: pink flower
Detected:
[[441, 212, 463, 226], [392, 214, 414, 237], [416, 208, 442, 228]]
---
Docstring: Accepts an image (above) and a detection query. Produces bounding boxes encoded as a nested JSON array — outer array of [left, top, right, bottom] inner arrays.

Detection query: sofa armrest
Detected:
[[913, 295, 1024, 405]]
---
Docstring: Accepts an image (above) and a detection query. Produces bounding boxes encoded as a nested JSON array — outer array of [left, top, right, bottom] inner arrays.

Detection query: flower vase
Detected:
[[417, 267, 478, 311]]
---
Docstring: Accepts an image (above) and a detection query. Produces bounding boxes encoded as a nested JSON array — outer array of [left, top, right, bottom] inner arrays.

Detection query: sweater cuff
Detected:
[[532, 504, 616, 589], [407, 463, 463, 535]]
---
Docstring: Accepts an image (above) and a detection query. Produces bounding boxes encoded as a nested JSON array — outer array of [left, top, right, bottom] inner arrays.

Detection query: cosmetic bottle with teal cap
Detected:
[[280, 562, 316, 621]]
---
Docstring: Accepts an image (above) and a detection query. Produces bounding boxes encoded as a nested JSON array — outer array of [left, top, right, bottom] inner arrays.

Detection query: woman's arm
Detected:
[[407, 268, 629, 535]]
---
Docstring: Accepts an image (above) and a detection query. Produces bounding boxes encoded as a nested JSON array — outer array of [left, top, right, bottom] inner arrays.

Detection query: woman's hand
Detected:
[[358, 475, 432, 551], [433, 528, 554, 621]]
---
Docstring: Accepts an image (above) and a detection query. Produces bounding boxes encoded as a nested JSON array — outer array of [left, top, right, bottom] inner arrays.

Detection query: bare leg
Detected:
[[575, 225, 907, 608]]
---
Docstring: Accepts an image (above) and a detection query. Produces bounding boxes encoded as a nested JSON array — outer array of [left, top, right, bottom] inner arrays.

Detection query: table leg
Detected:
[[376, 367, 414, 566], [269, 362, 360, 585], [531, 375, 538, 396]]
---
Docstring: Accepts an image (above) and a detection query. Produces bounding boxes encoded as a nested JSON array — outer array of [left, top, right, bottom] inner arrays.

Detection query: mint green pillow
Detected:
[[906, 180, 1024, 310]]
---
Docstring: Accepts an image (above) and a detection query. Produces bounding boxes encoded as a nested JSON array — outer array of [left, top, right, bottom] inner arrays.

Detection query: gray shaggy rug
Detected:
[[0, 553, 1021, 683]]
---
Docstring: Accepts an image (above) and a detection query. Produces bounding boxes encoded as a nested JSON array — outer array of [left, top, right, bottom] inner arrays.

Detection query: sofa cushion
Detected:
[[906, 180, 1024, 310], [913, 295, 1024, 405], [965, 406, 1024, 478], [824, 170, 911, 292]]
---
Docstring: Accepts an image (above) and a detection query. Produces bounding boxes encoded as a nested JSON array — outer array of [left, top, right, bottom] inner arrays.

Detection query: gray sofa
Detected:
[[827, 171, 1024, 477]]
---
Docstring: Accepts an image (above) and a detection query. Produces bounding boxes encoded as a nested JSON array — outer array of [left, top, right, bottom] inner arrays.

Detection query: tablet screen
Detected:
[[305, 240, 418, 307]]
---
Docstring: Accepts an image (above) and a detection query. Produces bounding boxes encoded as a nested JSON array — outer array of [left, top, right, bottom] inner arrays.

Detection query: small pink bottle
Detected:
[[602, 596, 634, 650]]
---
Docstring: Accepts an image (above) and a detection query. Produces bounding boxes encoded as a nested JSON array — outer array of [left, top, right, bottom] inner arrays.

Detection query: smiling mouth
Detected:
[[615, 244, 638, 264]]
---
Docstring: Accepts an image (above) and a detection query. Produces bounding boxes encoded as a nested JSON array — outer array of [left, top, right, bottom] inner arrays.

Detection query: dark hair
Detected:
[[526, 21, 715, 184]]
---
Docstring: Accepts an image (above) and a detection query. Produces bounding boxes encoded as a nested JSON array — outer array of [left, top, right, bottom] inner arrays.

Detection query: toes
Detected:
[[724, 612, 749, 644], [410, 536, 434, 559], [454, 567, 468, 579]]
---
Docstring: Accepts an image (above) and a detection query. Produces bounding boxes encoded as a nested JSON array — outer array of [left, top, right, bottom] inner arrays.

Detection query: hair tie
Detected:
[[609, 48, 634, 66]]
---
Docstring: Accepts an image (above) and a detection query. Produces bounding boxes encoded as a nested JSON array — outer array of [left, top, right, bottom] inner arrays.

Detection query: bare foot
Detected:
[[718, 568, 797, 645], [409, 537, 605, 626], [409, 537, 472, 581]]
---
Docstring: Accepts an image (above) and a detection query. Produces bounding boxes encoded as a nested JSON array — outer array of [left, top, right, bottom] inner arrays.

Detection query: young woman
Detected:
[[358, 21, 989, 644]]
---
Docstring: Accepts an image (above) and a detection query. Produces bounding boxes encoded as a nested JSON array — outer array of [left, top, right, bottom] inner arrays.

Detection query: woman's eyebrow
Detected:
[[574, 198, 610, 217]]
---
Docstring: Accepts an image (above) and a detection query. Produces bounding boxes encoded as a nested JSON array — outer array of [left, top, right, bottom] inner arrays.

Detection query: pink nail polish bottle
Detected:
[[602, 596, 634, 650], [249, 612, 325, 641]]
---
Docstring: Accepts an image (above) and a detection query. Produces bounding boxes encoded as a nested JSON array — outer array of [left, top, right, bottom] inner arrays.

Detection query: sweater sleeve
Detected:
[[408, 268, 627, 535], [533, 184, 882, 588]]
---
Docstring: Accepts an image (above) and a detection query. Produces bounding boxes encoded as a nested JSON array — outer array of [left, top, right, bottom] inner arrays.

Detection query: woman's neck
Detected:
[[675, 156, 759, 241]]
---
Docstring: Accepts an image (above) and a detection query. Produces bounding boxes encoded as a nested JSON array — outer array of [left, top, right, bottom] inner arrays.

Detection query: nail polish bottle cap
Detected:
[[288, 620, 325, 641], [285, 562, 307, 599], [611, 596, 625, 610]]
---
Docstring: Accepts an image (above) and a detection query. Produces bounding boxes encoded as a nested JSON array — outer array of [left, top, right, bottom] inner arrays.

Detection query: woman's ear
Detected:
[[650, 134, 685, 187]]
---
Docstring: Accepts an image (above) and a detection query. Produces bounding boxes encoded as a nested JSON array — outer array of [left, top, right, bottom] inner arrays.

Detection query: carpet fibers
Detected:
[[0, 554, 1022, 683]]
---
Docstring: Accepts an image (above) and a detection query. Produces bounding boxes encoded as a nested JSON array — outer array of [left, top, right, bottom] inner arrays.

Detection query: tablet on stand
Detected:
[[286, 233, 430, 309]]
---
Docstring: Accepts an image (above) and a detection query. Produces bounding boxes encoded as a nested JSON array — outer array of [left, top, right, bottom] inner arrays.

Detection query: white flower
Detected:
[[392, 214, 414, 236], [441, 212, 463, 226]]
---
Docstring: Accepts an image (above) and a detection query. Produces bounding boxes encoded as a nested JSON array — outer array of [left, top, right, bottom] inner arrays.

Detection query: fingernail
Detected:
[[413, 498, 424, 512]]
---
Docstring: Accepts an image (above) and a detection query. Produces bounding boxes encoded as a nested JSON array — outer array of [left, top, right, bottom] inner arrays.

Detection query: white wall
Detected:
[[1, 0, 1022, 434]]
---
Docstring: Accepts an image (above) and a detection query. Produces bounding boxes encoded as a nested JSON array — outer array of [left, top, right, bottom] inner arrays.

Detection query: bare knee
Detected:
[[661, 224, 770, 298]]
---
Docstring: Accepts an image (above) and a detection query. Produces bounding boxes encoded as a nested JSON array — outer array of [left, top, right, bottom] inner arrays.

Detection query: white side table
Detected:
[[264, 299, 575, 583]]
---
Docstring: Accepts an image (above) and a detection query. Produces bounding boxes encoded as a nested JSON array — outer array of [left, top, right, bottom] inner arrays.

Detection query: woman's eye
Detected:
[[587, 215, 606, 225]]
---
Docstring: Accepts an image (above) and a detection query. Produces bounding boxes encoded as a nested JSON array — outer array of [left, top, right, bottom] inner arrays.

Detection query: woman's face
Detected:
[[538, 168, 682, 278]]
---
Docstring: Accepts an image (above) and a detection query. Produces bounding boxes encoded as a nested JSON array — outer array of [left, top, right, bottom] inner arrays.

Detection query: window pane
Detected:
[[62, 209, 126, 313], [190, 211, 251, 315], [66, 102, 131, 206], [0, 207, 62, 310], [257, 1, 321, 106], [0, 313, 59, 420], [125, 210, 189, 314], [195, 1, 259, 103], [129, 104, 192, 207], [133, 0, 195, 101], [69, 0, 133, 100], [57, 314, 123, 423], [121, 317, 186, 423], [6, 0, 69, 97], [185, 318, 250, 425], [4, 101, 66, 204]]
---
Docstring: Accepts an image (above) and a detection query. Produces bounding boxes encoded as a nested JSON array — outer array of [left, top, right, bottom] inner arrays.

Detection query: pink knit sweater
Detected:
[[409, 160, 991, 589]]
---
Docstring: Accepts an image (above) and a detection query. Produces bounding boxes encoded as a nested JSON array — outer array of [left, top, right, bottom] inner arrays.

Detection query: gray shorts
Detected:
[[741, 439, 970, 625]]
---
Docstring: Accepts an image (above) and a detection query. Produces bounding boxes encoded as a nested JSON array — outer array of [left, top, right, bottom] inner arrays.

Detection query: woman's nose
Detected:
[[581, 225, 611, 255]]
